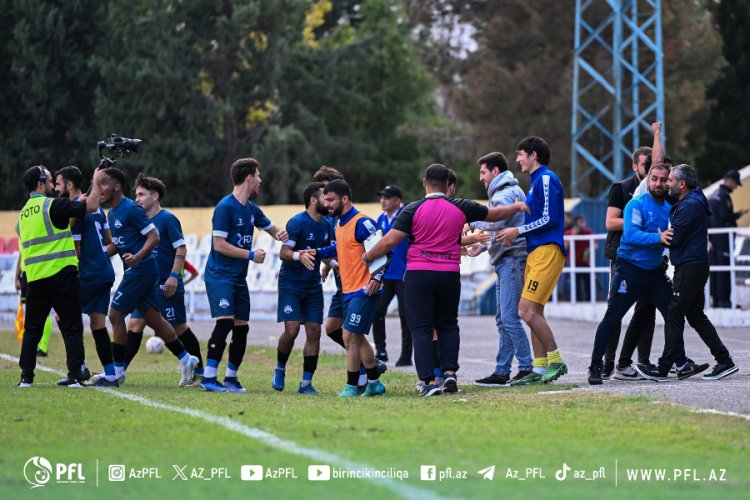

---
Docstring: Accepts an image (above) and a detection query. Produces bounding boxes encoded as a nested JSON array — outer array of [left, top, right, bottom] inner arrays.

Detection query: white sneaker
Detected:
[[179, 356, 199, 386], [613, 364, 645, 381]]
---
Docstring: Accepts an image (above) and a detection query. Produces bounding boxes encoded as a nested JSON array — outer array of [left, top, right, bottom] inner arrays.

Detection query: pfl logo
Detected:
[[24, 456, 85, 489], [24, 456, 52, 489], [219, 298, 230, 308], [114, 219, 123, 228]]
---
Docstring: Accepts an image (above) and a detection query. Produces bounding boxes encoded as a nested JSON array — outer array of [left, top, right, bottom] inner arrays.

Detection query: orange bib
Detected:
[[335, 212, 372, 294]]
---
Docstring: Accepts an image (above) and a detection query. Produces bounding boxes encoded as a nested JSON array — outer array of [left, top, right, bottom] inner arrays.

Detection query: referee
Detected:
[[17, 165, 105, 387]]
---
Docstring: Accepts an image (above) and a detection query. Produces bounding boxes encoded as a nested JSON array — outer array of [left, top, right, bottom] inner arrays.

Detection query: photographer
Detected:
[[17, 166, 105, 387]]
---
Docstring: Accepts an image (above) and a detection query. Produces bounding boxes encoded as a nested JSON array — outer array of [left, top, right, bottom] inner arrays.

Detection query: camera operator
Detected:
[[17, 166, 105, 387]]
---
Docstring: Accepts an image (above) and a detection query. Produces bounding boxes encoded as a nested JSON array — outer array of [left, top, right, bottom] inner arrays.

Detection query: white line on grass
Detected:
[[693, 408, 750, 421], [1, 353, 445, 500]]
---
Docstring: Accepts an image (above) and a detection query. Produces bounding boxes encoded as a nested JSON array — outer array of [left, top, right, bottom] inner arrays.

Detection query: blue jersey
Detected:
[[204, 194, 272, 284], [518, 165, 567, 256], [279, 211, 331, 288], [107, 197, 158, 276], [71, 204, 115, 285], [151, 209, 186, 291], [323, 214, 343, 291], [618, 192, 671, 270], [377, 207, 408, 280]]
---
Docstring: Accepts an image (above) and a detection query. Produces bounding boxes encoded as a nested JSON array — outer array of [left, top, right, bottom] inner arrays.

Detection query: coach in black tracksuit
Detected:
[[637, 165, 737, 381]]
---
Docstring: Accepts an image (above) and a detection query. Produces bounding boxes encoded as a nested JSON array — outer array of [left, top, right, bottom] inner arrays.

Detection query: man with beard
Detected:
[[587, 163, 708, 384], [55, 166, 116, 386], [272, 182, 330, 395], [16, 166, 105, 387], [200, 158, 288, 393], [635, 165, 738, 381], [315, 179, 386, 398]]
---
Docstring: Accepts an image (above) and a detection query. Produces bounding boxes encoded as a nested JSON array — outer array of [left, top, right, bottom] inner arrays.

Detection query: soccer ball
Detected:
[[146, 336, 165, 354]]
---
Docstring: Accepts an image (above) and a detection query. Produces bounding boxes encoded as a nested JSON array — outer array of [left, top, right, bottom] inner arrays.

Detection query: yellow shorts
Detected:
[[522, 244, 565, 304]]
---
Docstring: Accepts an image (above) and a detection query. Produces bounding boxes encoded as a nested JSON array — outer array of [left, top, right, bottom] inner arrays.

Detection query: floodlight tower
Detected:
[[570, 0, 665, 198]]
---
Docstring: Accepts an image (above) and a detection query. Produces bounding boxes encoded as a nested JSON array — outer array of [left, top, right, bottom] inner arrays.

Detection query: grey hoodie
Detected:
[[470, 170, 527, 264]]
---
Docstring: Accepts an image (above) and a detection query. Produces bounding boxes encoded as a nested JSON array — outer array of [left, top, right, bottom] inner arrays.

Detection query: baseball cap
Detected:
[[377, 185, 402, 198], [724, 169, 742, 186]]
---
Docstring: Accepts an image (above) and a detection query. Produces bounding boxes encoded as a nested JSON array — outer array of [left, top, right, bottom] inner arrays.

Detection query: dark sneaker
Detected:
[[376, 351, 388, 362], [613, 364, 645, 381], [541, 362, 568, 383], [18, 377, 33, 388], [297, 383, 320, 395], [442, 374, 458, 393], [676, 361, 709, 381], [89, 377, 119, 387], [199, 377, 229, 393], [702, 361, 739, 380], [223, 377, 247, 393], [633, 364, 669, 382], [474, 373, 510, 387], [376, 359, 388, 376], [419, 383, 442, 397], [395, 357, 412, 367], [272, 368, 285, 391], [509, 371, 543, 386], [602, 360, 614, 380], [56, 378, 85, 388], [81, 367, 91, 381], [587, 366, 603, 385], [510, 370, 533, 382], [36, 349, 48, 357]]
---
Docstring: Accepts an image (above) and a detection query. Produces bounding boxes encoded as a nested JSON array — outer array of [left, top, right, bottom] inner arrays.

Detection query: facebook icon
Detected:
[[420, 465, 436, 481]]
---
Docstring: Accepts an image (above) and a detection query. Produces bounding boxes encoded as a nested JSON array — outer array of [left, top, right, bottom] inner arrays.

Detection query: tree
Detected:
[[697, 0, 750, 183], [0, 0, 103, 208]]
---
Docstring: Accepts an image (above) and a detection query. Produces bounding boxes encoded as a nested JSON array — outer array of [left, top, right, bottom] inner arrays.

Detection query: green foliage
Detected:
[[697, 0, 750, 183], [0, 0, 437, 209]]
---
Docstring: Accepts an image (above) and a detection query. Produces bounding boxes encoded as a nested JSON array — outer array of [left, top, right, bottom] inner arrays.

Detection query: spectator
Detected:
[[564, 215, 597, 301], [708, 169, 748, 308]]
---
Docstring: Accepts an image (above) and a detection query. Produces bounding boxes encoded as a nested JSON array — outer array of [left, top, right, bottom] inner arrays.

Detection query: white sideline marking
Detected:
[[693, 408, 750, 421], [1, 353, 444, 500]]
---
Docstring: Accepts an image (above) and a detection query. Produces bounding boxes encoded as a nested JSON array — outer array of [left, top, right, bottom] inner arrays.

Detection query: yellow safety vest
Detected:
[[18, 195, 78, 282]]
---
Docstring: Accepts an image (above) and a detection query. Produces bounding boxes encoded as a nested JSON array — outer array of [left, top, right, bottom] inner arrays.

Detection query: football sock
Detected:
[[277, 349, 291, 369], [178, 327, 204, 370], [366, 365, 379, 383], [228, 324, 249, 369], [206, 319, 233, 370], [301, 355, 318, 386], [204, 359, 219, 379], [533, 356, 548, 375], [92, 328, 114, 379], [112, 342, 126, 379], [124, 331, 143, 365], [547, 349, 563, 364]]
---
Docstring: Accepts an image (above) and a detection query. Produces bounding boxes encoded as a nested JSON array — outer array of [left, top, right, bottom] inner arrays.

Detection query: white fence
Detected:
[[550, 227, 750, 310]]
